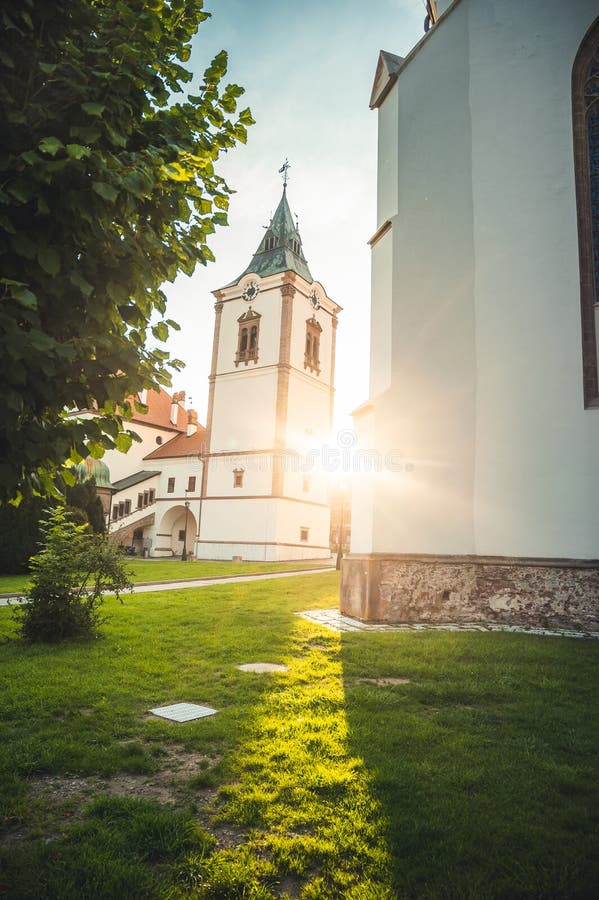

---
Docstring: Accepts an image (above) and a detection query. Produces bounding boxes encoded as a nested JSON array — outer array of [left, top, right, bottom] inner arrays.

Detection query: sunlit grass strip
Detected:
[[193, 624, 395, 899]]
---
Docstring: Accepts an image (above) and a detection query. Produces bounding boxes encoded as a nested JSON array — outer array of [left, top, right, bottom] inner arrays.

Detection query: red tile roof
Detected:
[[128, 388, 187, 432], [144, 426, 207, 460]]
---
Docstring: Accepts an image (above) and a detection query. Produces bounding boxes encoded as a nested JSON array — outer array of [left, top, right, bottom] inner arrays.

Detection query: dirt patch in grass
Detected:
[[1, 744, 224, 848], [356, 677, 412, 686]]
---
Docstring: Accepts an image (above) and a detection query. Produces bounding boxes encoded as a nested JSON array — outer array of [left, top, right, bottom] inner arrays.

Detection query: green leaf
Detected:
[[70, 125, 101, 143], [239, 107, 255, 126], [81, 102, 106, 116], [20, 149, 39, 165], [12, 285, 37, 309], [104, 121, 127, 148], [66, 143, 91, 160], [38, 136, 64, 156], [152, 322, 169, 342], [38, 247, 61, 276], [70, 271, 94, 297], [114, 432, 133, 453], [87, 441, 105, 459], [92, 182, 119, 202], [38, 61, 57, 75]]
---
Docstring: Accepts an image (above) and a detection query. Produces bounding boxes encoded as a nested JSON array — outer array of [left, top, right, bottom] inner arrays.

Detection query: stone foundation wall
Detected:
[[340, 554, 599, 631]]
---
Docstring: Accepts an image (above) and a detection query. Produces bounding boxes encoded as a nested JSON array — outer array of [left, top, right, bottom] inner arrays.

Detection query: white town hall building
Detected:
[[84, 185, 340, 561], [342, 0, 599, 629]]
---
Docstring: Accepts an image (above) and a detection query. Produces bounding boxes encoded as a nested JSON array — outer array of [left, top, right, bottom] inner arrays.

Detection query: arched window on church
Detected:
[[235, 311, 261, 366], [304, 316, 322, 375], [573, 16, 599, 407]]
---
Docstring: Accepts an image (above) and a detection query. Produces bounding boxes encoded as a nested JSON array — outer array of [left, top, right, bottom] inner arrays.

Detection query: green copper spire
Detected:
[[235, 186, 313, 283]]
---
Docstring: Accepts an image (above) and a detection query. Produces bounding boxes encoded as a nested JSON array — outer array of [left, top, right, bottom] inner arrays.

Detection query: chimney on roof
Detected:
[[187, 409, 198, 437], [171, 390, 185, 425]]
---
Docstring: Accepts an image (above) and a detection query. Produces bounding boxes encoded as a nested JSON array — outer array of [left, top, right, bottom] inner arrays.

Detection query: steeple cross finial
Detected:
[[278, 158, 291, 188]]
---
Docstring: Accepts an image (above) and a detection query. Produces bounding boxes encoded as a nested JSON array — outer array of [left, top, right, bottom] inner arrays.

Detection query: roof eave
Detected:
[[369, 0, 464, 110]]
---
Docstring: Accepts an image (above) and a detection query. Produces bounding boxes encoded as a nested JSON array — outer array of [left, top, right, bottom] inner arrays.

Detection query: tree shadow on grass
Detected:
[[340, 627, 599, 899]]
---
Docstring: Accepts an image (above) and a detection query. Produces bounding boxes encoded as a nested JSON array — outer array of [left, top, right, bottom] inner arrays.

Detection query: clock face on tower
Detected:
[[309, 289, 321, 311], [242, 281, 260, 303]]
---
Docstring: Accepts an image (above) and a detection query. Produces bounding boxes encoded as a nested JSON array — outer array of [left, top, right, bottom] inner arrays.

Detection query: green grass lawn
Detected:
[[0, 557, 333, 594], [0, 573, 598, 898]]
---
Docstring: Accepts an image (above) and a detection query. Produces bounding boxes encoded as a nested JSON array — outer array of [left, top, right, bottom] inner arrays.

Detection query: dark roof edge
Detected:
[[370, 0, 464, 109], [112, 470, 161, 491]]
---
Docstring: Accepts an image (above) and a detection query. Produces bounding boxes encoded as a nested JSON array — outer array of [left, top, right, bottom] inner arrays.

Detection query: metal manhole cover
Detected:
[[149, 703, 217, 722]]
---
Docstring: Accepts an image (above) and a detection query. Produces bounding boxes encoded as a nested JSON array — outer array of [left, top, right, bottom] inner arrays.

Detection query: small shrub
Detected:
[[15, 506, 131, 642]]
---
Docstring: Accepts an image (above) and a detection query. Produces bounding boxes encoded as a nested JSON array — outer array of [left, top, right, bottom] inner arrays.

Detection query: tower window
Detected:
[[188, 476, 196, 492], [167, 477, 175, 493], [235, 310, 261, 366], [573, 18, 599, 407], [304, 316, 322, 375], [300, 527, 309, 542], [233, 468, 244, 488]]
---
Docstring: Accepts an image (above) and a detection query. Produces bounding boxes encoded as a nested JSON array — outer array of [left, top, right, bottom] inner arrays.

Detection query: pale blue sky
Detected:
[[166, 0, 425, 428]]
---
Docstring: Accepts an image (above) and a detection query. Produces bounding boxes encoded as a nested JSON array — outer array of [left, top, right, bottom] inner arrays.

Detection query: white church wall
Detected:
[[285, 372, 331, 446], [348, 405, 375, 554], [376, 79, 399, 225], [205, 452, 274, 497], [369, 229, 393, 399], [468, 0, 599, 559], [155, 455, 203, 500], [273, 499, 331, 557], [349, 0, 599, 574], [198, 497, 279, 547], [367, 0, 477, 556], [208, 368, 278, 452]]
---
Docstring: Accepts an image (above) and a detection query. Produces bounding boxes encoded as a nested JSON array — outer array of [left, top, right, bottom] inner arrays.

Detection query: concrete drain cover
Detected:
[[237, 663, 289, 673], [149, 703, 217, 722]]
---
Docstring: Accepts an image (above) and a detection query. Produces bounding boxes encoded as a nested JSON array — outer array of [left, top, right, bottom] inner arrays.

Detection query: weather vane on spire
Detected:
[[278, 158, 291, 188]]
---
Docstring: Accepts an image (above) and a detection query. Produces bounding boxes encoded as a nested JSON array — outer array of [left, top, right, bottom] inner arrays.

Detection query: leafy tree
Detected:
[[65, 478, 106, 533], [15, 507, 132, 642], [0, 495, 45, 573], [0, 0, 253, 501]]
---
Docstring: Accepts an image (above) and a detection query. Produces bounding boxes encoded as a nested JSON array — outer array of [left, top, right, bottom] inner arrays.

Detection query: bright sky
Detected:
[[165, 0, 425, 430]]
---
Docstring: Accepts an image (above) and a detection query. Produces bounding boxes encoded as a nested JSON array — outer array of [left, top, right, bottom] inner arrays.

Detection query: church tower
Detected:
[[195, 182, 341, 561]]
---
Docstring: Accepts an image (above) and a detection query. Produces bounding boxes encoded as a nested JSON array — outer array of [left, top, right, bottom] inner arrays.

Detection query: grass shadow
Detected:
[[340, 627, 599, 898]]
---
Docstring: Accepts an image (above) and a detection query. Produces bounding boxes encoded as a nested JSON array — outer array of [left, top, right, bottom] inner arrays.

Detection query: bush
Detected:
[[15, 507, 132, 642]]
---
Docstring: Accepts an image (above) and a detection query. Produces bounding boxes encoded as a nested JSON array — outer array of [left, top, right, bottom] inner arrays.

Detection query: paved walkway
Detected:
[[297, 608, 599, 640], [0, 567, 334, 606]]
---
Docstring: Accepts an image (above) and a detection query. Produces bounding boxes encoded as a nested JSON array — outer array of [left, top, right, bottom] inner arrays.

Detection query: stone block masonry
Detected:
[[340, 555, 599, 632]]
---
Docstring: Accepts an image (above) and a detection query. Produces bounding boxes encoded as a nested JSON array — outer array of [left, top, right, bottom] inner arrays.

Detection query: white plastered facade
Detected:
[[351, 0, 599, 563]]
